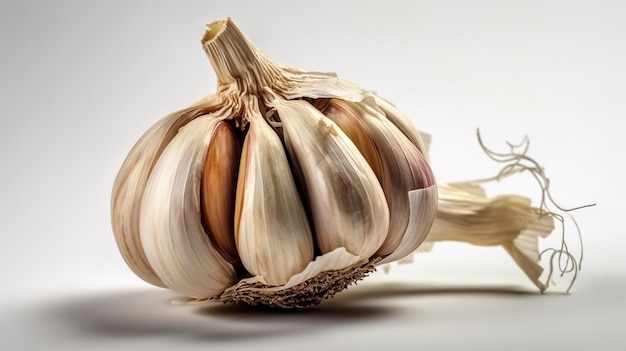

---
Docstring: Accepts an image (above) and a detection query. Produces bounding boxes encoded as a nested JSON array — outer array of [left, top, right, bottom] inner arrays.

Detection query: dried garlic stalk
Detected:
[[111, 17, 586, 309], [397, 131, 591, 293]]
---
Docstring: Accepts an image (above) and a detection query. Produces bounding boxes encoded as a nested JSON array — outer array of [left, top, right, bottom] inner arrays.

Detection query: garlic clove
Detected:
[[273, 98, 390, 260], [140, 113, 237, 298], [318, 98, 436, 257], [311, 98, 384, 181], [200, 119, 241, 265], [111, 96, 222, 288], [234, 97, 314, 286], [373, 96, 429, 159]]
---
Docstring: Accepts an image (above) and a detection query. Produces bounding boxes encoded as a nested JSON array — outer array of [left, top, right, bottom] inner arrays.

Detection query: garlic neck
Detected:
[[202, 18, 279, 97]]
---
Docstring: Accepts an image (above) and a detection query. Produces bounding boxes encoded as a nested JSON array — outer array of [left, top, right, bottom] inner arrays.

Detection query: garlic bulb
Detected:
[[111, 17, 437, 308], [112, 17, 585, 308]]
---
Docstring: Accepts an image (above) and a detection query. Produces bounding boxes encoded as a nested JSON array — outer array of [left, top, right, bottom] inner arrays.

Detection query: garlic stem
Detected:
[[202, 18, 279, 96]]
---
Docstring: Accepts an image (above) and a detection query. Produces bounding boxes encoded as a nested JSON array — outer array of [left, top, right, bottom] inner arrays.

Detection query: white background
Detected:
[[1, 0, 624, 350]]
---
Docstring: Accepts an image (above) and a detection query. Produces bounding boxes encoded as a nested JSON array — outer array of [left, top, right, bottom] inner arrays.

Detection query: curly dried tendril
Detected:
[[476, 129, 594, 292]]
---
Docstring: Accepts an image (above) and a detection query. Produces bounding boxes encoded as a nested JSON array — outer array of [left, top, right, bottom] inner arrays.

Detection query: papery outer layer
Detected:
[[377, 185, 439, 265], [233, 247, 363, 291]]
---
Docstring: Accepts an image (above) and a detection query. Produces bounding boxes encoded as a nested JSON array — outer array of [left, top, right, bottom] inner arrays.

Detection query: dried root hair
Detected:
[[474, 129, 594, 292], [175, 258, 380, 310]]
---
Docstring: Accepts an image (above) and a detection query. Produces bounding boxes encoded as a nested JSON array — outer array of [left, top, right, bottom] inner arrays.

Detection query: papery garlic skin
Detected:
[[378, 186, 439, 265], [424, 179, 554, 292]]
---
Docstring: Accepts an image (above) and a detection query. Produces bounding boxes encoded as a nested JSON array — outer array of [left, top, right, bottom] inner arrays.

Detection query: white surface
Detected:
[[1, 0, 624, 350]]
